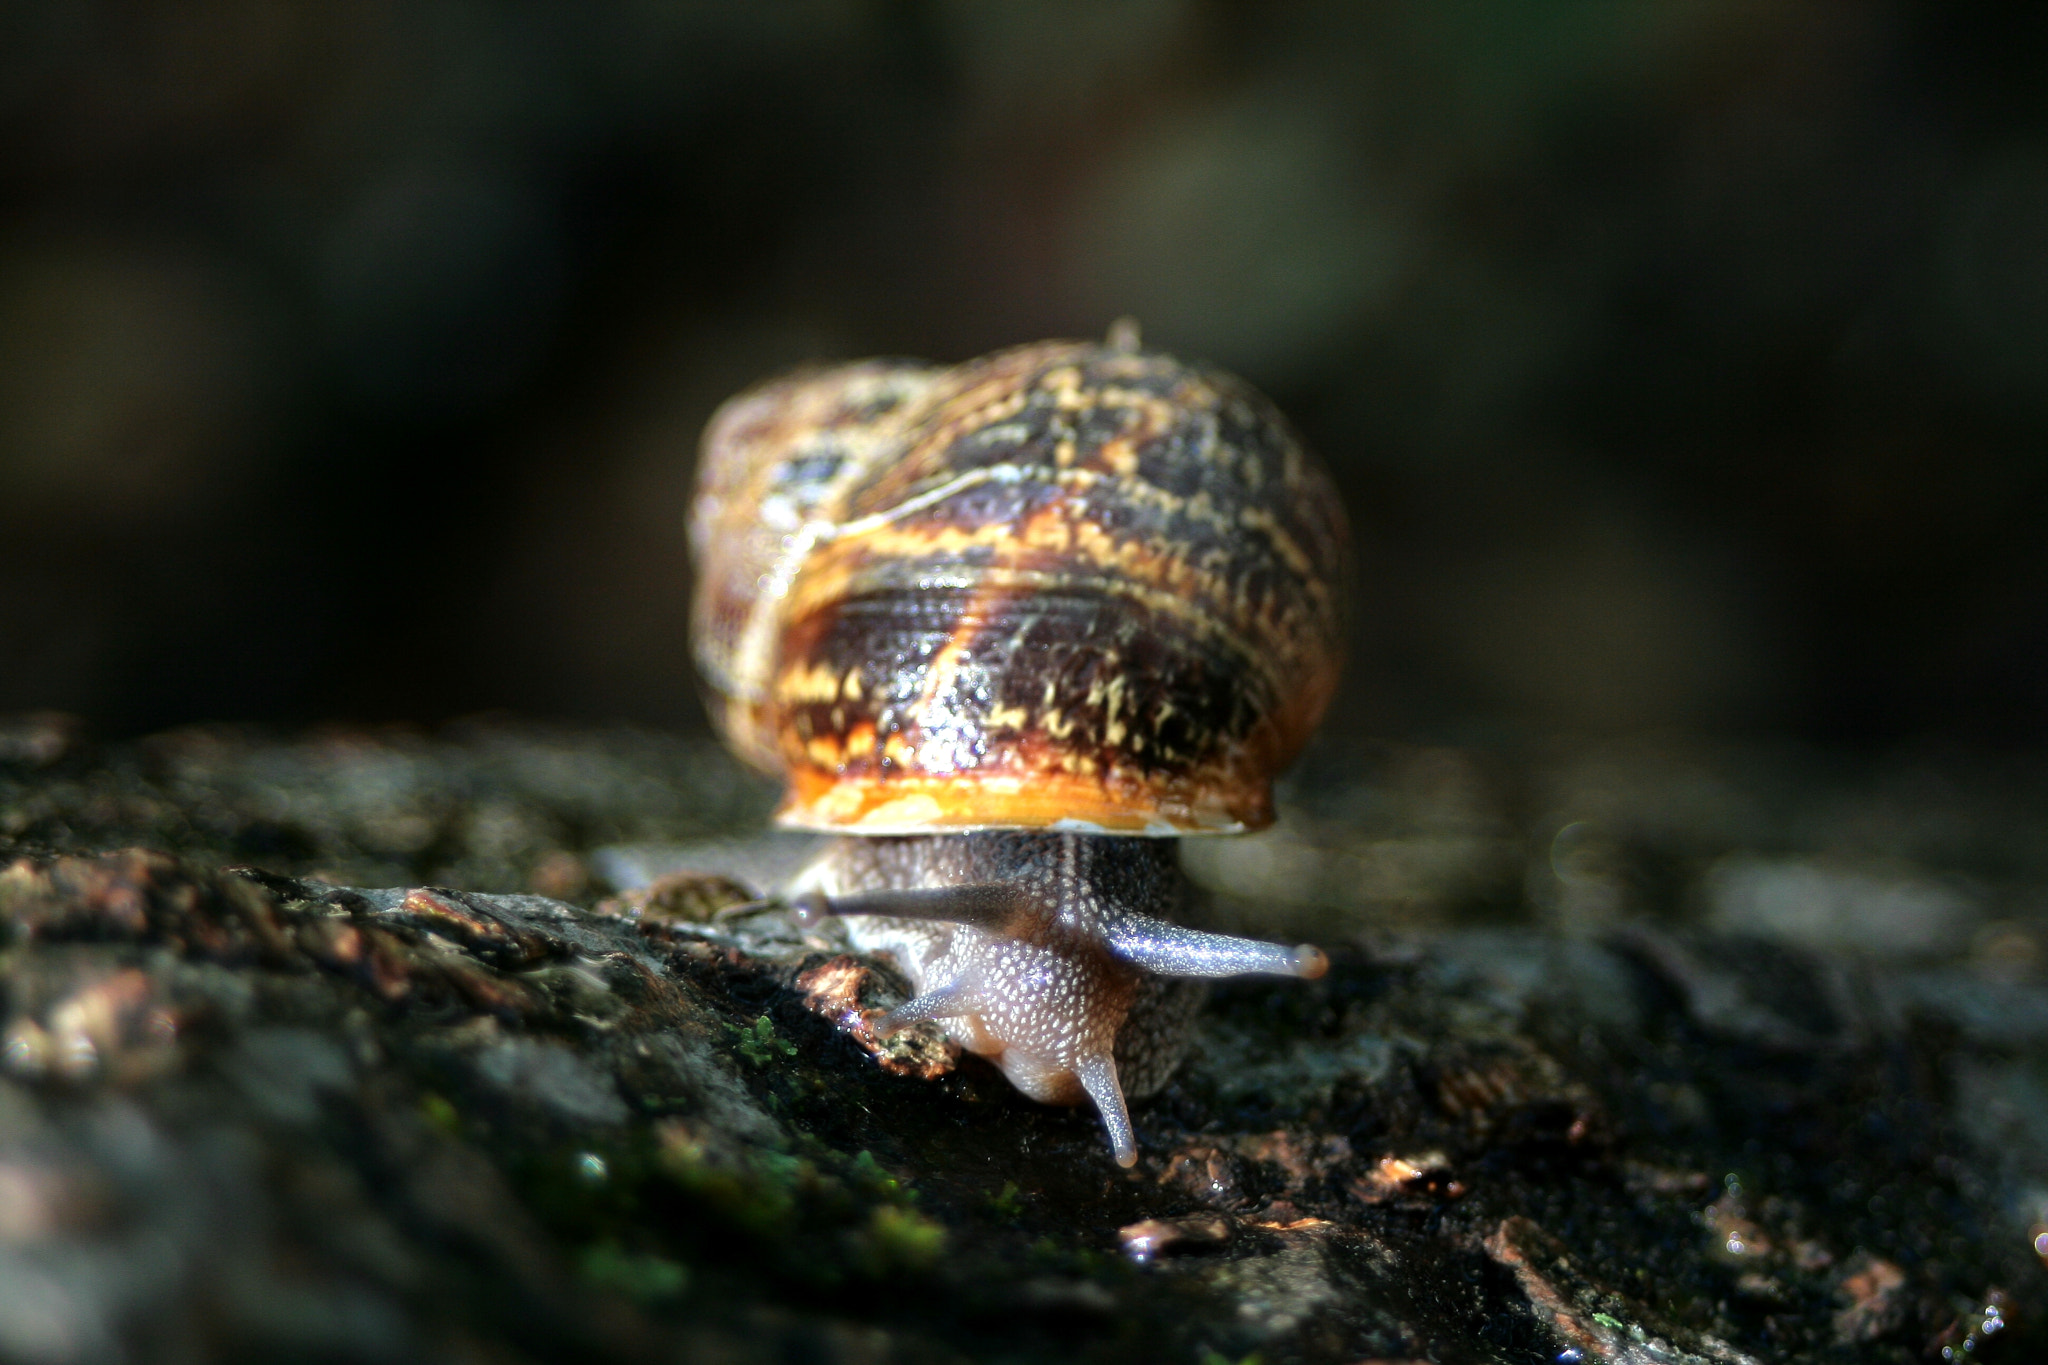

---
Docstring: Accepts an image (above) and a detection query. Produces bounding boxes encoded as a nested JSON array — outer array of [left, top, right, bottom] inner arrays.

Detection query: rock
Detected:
[[0, 721, 2042, 1362]]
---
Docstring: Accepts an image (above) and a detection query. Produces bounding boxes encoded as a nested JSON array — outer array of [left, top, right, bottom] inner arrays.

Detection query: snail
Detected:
[[689, 327, 1347, 1166]]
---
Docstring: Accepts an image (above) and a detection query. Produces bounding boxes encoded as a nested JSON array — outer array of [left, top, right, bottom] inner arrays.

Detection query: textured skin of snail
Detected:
[[690, 335, 1347, 1165]]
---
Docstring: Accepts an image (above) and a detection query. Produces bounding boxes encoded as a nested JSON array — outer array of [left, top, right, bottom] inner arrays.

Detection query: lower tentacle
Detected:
[[1073, 1051, 1137, 1168], [874, 983, 977, 1036]]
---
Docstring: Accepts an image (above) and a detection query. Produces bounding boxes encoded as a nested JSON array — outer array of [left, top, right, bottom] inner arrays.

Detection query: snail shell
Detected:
[[689, 334, 1347, 1165], [691, 338, 1347, 835]]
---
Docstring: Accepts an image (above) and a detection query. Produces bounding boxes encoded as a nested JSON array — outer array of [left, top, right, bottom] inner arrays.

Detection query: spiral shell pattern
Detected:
[[690, 339, 1347, 834]]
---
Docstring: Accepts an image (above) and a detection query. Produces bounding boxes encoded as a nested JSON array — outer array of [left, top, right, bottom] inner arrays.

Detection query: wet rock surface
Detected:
[[0, 717, 2042, 1363]]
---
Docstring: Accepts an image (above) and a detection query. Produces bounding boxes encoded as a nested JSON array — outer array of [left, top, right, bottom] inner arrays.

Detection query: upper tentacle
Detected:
[[1102, 912, 1328, 979], [793, 883, 1035, 935]]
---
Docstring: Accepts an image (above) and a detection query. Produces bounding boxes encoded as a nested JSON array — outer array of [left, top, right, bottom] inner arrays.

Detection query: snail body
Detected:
[[690, 334, 1347, 1165]]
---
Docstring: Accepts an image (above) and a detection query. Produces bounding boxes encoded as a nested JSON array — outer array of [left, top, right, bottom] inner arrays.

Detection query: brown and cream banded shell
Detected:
[[690, 338, 1347, 835]]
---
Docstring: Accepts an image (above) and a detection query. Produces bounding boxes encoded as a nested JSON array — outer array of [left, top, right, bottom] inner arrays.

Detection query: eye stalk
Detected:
[[791, 883, 1034, 934]]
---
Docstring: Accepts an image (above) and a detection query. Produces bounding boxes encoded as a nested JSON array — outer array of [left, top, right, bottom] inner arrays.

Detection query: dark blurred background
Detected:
[[3, 1, 2046, 746]]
